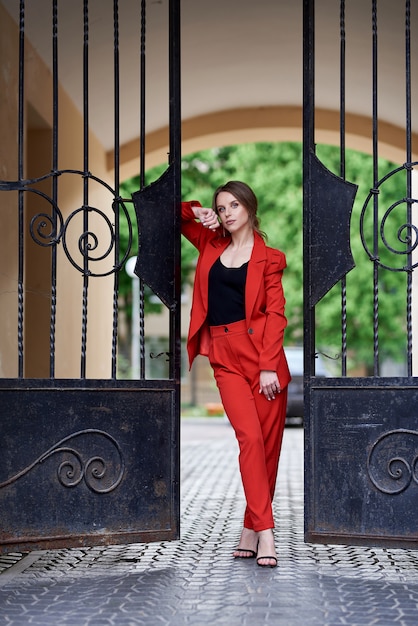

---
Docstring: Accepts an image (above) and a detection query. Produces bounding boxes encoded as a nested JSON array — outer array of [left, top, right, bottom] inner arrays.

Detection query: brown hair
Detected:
[[212, 180, 267, 240]]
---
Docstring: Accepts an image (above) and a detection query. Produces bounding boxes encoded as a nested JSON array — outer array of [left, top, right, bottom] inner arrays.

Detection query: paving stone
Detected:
[[1, 424, 418, 626]]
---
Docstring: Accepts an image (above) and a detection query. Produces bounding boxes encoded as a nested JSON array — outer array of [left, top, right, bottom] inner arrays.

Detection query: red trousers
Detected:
[[208, 319, 288, 532]]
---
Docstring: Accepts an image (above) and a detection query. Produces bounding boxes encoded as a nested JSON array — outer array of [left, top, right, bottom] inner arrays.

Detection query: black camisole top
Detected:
[[207, 257, 248, 326]]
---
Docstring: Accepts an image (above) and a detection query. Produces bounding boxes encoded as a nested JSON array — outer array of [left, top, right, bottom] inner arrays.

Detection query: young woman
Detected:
[[181, 181, 290, 568]]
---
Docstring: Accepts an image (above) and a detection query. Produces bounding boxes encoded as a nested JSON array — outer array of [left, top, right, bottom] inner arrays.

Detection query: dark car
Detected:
[[285, 346, 330, 421]]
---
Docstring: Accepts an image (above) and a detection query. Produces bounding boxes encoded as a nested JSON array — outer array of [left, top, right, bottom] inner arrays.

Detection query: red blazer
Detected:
[[182, 202, 291, 389]]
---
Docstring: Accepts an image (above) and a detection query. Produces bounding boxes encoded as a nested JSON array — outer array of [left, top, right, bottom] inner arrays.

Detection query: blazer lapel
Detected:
[[245, 234, 267, 321]]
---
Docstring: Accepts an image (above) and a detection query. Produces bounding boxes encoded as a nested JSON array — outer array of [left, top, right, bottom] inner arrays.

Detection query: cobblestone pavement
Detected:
[[1, 419, 418, 626]]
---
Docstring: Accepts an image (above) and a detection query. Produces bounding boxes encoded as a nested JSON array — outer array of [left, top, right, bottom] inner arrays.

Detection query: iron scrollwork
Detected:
[[367, 428, 418, 495], [360, 162, 418, 272], [0, 429, 125, 494], [0, 169, 134, 276]]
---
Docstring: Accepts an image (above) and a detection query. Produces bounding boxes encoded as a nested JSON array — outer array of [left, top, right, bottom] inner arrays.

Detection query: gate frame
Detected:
[[303, 0, 418, 548], [0, 0, 182, 554]]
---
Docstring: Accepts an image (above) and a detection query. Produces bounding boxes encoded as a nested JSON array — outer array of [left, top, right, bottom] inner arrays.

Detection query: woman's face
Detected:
[[215, 191, 250, 234]]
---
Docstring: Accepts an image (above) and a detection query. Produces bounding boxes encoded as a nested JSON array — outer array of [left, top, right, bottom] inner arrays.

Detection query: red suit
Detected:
[[182, 201, 291, 531]]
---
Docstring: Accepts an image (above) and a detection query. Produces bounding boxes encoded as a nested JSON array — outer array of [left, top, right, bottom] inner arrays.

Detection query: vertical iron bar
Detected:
[[303, 0, 315, 155], [81, 0, 89, 379], [340, 0, 347, 377], [138, 0, 146, 379], [303, 0, 315, 380], [111, 0, 120, 380], [168, 0, 181, 383], [168, 0, 181, 541], [371, 0, 380, 376], [405, 0, 413, 376], [140, 0, 146, 189], [50, 0, 59, 379], [17, 0, 25, 378], [302, 0, 315, 544]]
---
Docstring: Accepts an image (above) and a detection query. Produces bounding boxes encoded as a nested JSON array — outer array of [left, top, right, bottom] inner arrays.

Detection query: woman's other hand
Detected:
[[259, 370, 281, 401]]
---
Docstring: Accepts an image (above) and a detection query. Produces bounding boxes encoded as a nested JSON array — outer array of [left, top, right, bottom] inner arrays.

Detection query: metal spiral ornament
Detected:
[[360, 162, 418, 272], [0, 429, 125, 495], [367, 429, 418, 495]]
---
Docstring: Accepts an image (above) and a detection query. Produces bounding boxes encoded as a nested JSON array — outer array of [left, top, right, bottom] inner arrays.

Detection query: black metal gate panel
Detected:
[[310, 379, 418, 546], [0, 382, 177, 548], [303, 0, 418, 547], [0, 0, 181, 552]]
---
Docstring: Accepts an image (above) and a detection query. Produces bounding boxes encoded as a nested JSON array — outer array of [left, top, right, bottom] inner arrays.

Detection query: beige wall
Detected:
[[0, 4, 20, 377], [115, 106, 418, 181]]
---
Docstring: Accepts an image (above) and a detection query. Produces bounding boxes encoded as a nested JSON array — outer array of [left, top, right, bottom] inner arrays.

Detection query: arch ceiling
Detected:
[[2, 0, 417, 174]]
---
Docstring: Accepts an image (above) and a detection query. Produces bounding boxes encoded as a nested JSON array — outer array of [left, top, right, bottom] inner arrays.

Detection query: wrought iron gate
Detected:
[[0, 0, 181, 552], [303, 0, 418, 546]]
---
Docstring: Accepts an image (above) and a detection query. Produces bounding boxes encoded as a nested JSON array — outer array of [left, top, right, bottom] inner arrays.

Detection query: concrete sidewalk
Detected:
[[1, 419, 418, 625]]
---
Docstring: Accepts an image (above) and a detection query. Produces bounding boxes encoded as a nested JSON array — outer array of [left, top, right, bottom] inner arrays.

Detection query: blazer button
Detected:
[[248, 328, 254, 335]]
